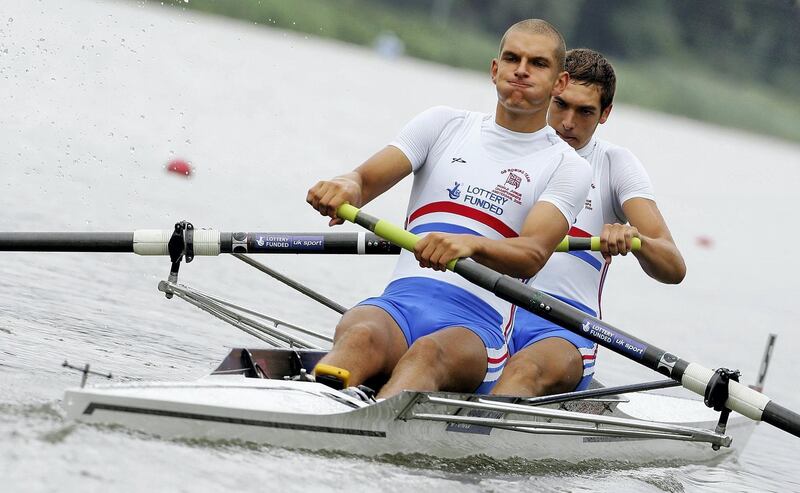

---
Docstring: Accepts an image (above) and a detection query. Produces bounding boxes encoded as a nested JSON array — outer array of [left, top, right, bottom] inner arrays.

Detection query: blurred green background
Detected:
[[163, 0, 800, 142]]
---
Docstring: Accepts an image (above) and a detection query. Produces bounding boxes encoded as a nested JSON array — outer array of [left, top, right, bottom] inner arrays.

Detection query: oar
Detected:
[[336, 203, 800, 439], [0, 231, 400, 255], [555, 235, 640, 252], [0, 231, 627, 253], [0, 230, 355, 314]]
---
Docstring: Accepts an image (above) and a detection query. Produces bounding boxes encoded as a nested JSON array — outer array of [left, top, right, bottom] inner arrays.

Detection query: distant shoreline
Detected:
[[158, 0, 800, 143]]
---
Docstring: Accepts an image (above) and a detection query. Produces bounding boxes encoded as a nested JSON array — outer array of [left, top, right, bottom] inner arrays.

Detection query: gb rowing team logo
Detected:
[[447, 182, 462, 200], [494, 168, 531, 206], [504, 172, 522, 189]]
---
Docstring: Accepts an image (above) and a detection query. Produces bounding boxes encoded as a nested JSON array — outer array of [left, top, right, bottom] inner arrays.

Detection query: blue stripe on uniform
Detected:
[[567, 251, 603, 271], [409, 222, 483, 236]]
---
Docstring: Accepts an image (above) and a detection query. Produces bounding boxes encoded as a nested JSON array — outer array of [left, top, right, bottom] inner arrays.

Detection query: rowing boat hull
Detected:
[[63, 374, 756, 465]]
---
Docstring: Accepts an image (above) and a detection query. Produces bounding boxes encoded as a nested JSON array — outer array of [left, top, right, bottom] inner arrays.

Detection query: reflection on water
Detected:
[[1, 0, 799, 491]]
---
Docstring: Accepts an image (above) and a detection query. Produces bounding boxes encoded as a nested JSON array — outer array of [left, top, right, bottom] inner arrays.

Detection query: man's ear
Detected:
[[599, 104, 613, 124], [551, 71, 570, 97], [490, 58, 498, 84]]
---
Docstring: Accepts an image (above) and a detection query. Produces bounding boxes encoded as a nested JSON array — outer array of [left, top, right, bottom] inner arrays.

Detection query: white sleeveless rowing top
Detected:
[[388, 106, 591, 324], [532, 137, 655, 315]]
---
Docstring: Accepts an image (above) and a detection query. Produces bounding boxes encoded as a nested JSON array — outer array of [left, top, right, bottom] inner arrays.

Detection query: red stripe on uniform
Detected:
[[568, 226, 592, 238], [504, 305, 517, 337], [408, 201, 518, 239], [488, 352, 508, 364], [582, 354, 596, 360]]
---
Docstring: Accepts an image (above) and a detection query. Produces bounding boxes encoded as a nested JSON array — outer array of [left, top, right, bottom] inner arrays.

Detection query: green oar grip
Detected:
[[337, 204, 458, 269], [336, 203, 360, 224], [555, 236, 642, 252]]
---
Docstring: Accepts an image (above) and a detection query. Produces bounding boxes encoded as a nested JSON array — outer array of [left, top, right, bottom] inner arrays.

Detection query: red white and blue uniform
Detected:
[[510, 137, 655, 390], [357, 106, 591, 393]]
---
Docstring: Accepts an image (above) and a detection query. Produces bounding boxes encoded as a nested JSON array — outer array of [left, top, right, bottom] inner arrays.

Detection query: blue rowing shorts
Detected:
[[357, 277, 507, 394], [509, 293, 598, 391]]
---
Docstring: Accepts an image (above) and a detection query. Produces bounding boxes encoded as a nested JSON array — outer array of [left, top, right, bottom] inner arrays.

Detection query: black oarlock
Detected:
[[165, 220, 194, 297], [704, 368, 741, 450]]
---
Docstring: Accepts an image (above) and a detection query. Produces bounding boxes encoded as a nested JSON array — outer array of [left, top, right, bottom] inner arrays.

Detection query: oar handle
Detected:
[[338, 204, 641, 257], [555, 236, 642, 252], [338, 203, 460, 269]]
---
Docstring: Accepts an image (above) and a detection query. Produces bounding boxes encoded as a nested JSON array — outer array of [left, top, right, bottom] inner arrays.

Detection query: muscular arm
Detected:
[[415, 201, 570, 278], [614, 197, 686, 284], [306, 146, 412, 226]]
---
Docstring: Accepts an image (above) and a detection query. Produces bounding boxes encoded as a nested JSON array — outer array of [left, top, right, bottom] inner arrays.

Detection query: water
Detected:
[[1, 0, 799, 491]]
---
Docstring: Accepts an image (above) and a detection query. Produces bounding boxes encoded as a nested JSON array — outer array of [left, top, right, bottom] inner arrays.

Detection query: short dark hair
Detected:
[[565, 48, 616, 111], [499, 19, 566, 71]]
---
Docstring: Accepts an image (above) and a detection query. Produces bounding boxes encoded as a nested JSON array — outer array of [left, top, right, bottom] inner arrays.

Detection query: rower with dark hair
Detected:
[[492, 48, 687, 397], [306, 20, 591, 399]]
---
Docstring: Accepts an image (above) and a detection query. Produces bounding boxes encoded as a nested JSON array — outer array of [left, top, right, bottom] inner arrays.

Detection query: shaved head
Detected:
[[498, 19, 566, 71]]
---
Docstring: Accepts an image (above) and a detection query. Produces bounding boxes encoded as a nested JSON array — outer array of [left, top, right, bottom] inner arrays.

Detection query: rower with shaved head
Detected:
[[307, 19, 590, 399], [492, 48, 687, 397]]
